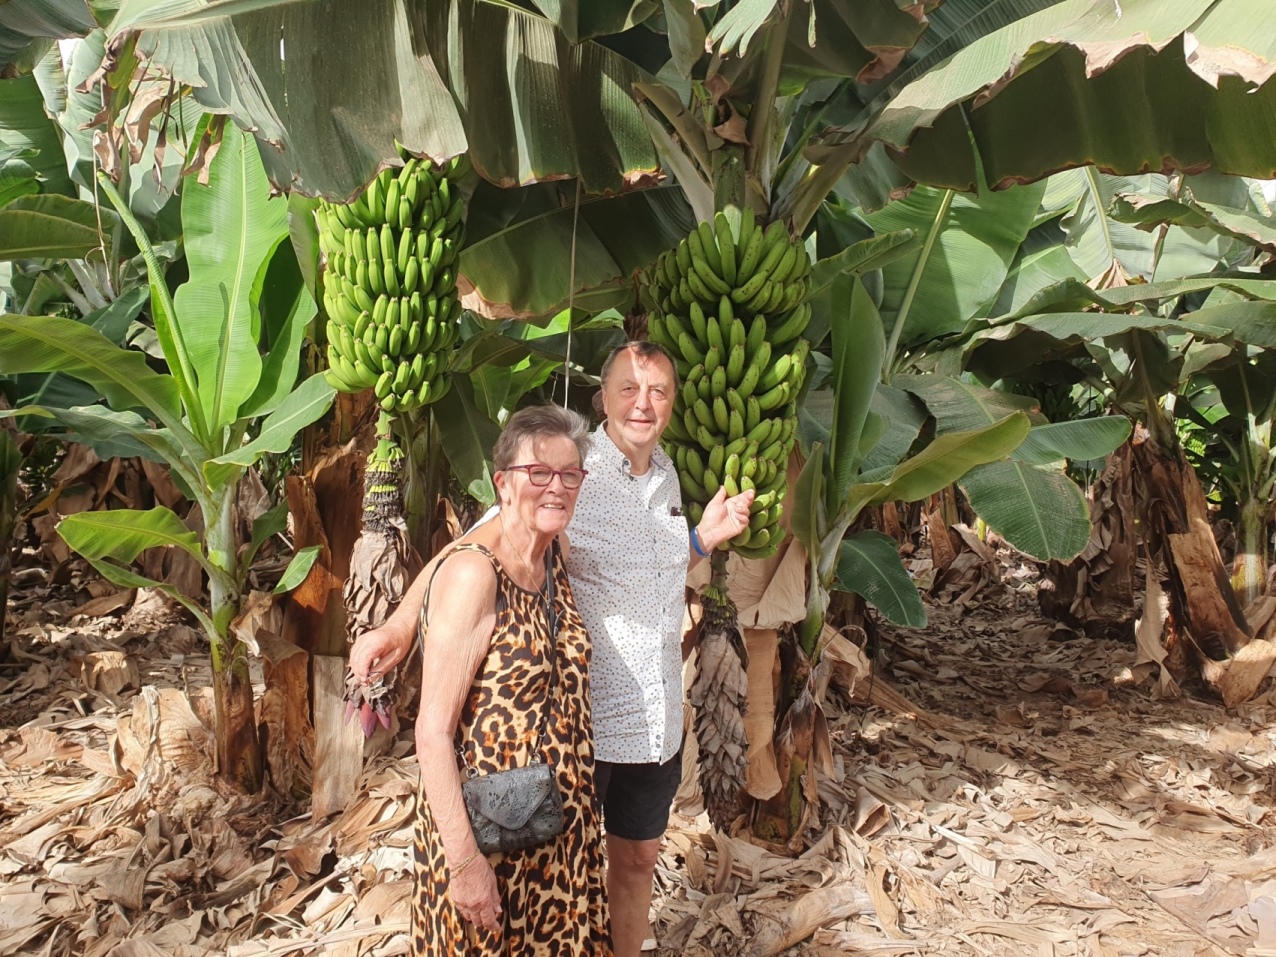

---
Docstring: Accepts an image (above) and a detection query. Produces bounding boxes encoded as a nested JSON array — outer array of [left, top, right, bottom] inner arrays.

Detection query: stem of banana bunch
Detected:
[[364, 411, 406, 531], [709, 549, 729, 601]]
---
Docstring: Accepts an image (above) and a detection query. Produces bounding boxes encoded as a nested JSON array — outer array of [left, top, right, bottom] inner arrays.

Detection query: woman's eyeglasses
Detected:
[[504, 465, 588, 489]]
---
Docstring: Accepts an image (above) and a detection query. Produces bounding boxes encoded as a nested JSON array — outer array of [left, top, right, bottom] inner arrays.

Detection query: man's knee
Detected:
[[607, 835, 663, 873]]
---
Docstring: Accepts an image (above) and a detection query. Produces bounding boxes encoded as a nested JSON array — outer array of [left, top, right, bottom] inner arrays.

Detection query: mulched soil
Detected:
[[1, 541, 1274, 956]]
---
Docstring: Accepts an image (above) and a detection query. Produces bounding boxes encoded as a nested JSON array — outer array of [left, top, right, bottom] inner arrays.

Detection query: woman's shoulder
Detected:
[[432, 543, 501, 591]]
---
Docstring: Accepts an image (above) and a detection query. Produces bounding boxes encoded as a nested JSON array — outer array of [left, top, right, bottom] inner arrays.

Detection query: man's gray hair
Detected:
[[599, 340, 679, 388], [493, 404, 592, 472]]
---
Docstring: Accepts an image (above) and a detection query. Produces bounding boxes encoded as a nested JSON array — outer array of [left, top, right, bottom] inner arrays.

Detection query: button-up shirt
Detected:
[[567, 427, 688, 765]]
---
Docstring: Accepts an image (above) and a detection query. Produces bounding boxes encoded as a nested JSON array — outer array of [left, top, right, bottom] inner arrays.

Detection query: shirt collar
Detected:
[[593, 423, 671, 479]]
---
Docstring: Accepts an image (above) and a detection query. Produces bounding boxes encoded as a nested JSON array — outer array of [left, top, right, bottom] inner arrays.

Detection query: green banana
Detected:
[[696, 221, 722, 277], [725, 343, 746, 386], [714, 211, 736, 287], [713, 396, 729, 433], [769, 302, 811, 345], [685, 267, 716, 304], [713, 296, 731, 344], [725, 386, 744, 418], [693, 397, 716, 431], [705, 312, 724, 353], [756, 381, 790, 412], [711, 365, 728, 399], [698, 465, 718, 498], [707, 444, 725, 478], [703, 345, 722, 377], [680, 470, 708, 501], [684, 447, 706, 484], [757, 354, 792, 393], [691, 253, 732, 297], [688, 301, 708, 342], [678, 332, 705, 365]]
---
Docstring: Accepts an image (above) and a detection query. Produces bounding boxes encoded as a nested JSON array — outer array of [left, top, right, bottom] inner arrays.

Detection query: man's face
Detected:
[[600, 349, 676, 455]]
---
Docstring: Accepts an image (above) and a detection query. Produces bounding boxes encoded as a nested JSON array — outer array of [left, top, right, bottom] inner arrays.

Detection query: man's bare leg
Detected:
[[606, 833, 662, 957]]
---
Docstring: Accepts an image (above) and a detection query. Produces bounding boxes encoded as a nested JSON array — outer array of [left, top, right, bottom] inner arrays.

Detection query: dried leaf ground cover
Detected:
[[2, 547, 1275, 957]]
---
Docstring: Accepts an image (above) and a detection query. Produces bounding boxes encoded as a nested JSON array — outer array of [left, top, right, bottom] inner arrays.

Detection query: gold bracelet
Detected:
[[450, 850, 480, 875]]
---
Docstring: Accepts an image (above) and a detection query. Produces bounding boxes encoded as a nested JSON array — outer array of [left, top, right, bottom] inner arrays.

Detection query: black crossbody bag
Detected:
[[421, 543, 565, 855]]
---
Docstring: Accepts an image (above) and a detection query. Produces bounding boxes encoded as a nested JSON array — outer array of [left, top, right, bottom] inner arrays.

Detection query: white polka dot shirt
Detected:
[[567, 427, 688, 765]]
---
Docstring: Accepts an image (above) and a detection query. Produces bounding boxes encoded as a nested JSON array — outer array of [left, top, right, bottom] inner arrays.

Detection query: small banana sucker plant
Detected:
[[0, 122, 334, 791]]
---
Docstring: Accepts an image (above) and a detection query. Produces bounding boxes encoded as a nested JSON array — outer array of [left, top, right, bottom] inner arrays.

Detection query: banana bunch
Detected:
[[644, 207, 812, 560], [317, 152, 468, 413]]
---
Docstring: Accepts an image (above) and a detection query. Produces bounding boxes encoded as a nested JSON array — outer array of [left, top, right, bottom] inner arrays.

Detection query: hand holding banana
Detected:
[[696, 486, 755, 554], [644, 206, 811, 560]]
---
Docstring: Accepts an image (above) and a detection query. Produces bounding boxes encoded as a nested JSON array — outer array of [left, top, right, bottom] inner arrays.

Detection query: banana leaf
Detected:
[[0, 73, 74, 196], [836, 530, 927, 627], [848, 412, 1030, 515], [1110, 189, 1276, 253], [12, 287, 148, 416], [460, 183, 694, 320], [204, 374, 336, 486], [0, 405, 193, 479], [0, 194, 115, 260], [1012, 416, 1132, 466], [174, 120, 290, 435], [873, 1, 1276, 191], [0, 0, 97, 70], [959, 458, 1090, 559], [863, 180, 1044, 349], [827, 275, 885, 510], [527, 0, 659, 43], [433, 373, 502, 508], [0, 314, 184, 432], [58, 505, 209, 572], [804, 229, 918, 347], [113, 0, 661, 198], [273, 545, 323, 594], [900, 373, 1095, 559]]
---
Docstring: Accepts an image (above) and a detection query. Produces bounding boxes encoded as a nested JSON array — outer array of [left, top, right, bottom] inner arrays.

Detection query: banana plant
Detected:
[[957, 279, 1276, 676], [0, 121, 334, 791], [1183, 351, 1276, 605]]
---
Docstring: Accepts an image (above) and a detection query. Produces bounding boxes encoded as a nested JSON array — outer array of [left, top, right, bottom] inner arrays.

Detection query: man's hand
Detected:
[[349, 623, 413, 685], [697, 486, 755, 552]]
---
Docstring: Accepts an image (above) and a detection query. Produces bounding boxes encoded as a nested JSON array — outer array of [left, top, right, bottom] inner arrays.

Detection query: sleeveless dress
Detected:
[[410, 542, 612, 956]]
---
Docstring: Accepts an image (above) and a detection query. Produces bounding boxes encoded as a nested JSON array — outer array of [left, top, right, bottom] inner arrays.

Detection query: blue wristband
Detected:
[[690, 526, 710, 558]]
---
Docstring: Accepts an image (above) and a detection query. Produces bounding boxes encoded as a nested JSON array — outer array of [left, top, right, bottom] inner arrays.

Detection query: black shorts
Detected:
[[594, 751, 682, 842]]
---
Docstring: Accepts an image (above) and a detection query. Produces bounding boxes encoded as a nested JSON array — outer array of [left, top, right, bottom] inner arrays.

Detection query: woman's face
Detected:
[[495, 434, 584, 538]]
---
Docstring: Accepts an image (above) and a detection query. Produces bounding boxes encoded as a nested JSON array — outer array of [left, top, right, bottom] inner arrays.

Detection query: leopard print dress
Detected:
[[411, 542, 612, 956]]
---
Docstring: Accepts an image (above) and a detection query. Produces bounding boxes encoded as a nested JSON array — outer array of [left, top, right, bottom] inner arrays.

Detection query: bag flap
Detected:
[[466, 766, 553, 830]]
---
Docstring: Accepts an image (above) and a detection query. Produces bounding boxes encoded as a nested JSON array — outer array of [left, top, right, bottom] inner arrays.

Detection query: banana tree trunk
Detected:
[[206, 481, 263, 792], [0, 429, 19, 656], [1233, 496, 1271, 607], [751, 626, 812, 846], [278, 391, 375, 810], [1040, 442, 1137, 641], [1131, 432, 1252, 674]]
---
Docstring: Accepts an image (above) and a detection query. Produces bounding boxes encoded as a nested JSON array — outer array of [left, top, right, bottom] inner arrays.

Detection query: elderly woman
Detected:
[[381, 405, 611, 956]]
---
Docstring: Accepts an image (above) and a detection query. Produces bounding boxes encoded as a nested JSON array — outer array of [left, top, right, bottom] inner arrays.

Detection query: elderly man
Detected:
[[351, 341, 752, 957]]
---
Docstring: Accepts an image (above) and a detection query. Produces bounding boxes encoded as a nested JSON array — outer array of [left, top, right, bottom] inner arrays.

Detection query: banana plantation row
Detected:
[[1, 0, 1275, 842]]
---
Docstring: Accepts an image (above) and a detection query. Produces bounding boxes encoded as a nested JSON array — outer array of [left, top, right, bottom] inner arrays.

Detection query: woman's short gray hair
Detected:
[[492, 405, 592, 472]]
